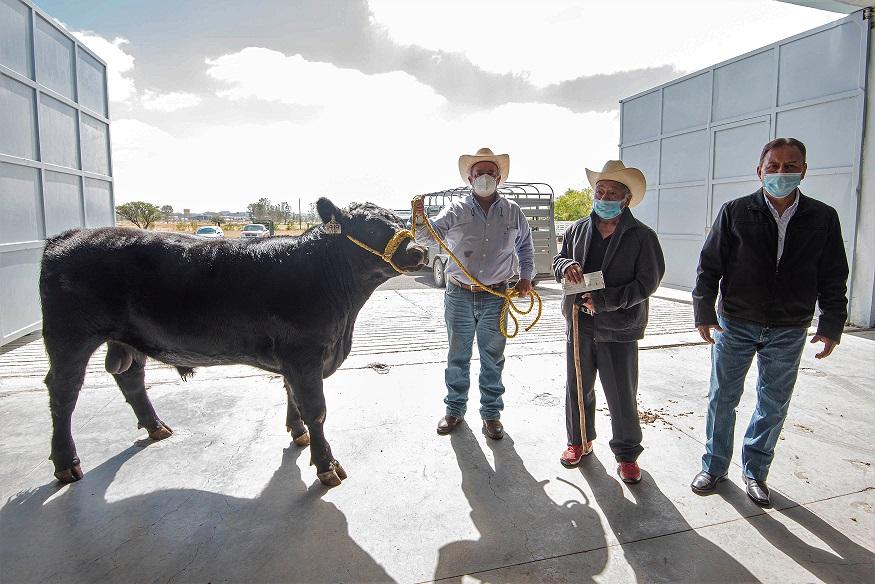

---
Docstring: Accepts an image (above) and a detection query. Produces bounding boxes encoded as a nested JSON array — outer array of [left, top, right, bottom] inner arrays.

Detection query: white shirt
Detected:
[[414, 194, 535, 285], [763, 189, 800, 263]]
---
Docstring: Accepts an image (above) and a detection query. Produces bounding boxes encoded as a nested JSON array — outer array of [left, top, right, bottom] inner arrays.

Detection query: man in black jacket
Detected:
[[690, 138, 849, 506], [552, 160, 665, 484]]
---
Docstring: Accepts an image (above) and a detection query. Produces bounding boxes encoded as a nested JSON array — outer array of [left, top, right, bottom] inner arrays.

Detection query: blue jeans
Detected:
[[702, 315, 807, 482], [444, 284, 508, 420]]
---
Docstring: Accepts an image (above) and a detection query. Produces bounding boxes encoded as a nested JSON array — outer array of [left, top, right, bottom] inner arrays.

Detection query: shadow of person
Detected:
[[0, 445, 393, 583], [721, 481, 875, 583], [580, 456, 758, 582], [433, 424, 607, 583]]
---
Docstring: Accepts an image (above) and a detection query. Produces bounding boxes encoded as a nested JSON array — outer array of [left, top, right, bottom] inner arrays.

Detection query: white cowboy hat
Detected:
[[585, 160, 647, 207], [458, 147, 510, 184]]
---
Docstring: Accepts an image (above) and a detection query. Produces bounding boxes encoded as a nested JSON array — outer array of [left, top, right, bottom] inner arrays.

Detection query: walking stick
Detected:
[[572, 301, 587, 445]]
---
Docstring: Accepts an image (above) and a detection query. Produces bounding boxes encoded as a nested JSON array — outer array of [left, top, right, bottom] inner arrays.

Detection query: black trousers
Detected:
[[565, 315, 643, 462]]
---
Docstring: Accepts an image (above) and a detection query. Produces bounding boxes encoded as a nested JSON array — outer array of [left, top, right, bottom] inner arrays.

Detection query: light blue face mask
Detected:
[[593, 199, 624, 220], [762, 173, 802, 198]]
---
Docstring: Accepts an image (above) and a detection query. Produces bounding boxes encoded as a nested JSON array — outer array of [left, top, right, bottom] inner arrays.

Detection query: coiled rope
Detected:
[[410, 197, 542, 339]]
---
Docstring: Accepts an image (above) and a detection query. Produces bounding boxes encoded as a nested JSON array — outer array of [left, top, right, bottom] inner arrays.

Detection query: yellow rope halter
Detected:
[[410, 197, 542, 339], [346, 229, 416, 274]]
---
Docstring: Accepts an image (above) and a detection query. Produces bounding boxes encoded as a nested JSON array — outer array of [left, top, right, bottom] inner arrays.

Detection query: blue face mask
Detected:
[[593, 199, 624, 219], [762, 173, 802, 198]]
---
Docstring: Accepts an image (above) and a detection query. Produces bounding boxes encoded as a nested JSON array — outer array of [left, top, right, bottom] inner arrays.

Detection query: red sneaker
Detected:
[[618, 461, 642, 484], [560, 441, 593, 468]]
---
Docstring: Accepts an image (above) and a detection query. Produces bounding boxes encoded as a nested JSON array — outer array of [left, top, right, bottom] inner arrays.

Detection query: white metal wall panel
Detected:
[[621, 91, 661, 143], [620, 140, 659, 184], [658, 185, 707, 236], [39, 94, 80, 169], [81, 113, 110, 174], [0, 0, 112, 346], [0, 74, 38, 159], [0, 162, 42, 244], [84, 178, 114, 227], [0, 0, 32, 77], [712, 51, 775, 121], [778, 20, 863, 105], [712, 119, 771, 179], [619, 12, 868, 298], [34, 14, 74, 100], [633, 190, 659, 231], [660, 130, 708, 184], [775, 98, 859, 170], [44, 171, 83, 236], [76, 50, 107, 116], [0, 248, 43, 340], [662, 73, 711, 133]]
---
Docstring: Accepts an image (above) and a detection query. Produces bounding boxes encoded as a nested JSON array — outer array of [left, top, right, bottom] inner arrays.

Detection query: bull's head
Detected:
[[317, 198, 427, 273]]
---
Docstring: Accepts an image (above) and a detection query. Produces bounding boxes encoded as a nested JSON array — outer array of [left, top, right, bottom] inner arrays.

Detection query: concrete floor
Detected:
[[0, 290, 872, 583]]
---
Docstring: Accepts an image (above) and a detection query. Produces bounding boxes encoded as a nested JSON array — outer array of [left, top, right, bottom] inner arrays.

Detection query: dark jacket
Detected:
[[552, 208, 665, 342], [692, 189, 848, 341]]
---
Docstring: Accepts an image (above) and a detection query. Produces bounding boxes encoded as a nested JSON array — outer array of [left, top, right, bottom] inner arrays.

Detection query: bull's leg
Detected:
[[284, 379, 310, 447], [45, 347, 93, 483], [109, 343, 172, 440], [283, 367, 346, 486]]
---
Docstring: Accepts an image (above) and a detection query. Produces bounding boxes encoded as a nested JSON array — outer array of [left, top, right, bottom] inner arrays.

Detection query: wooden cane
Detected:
[[572, 302, 587, 445]]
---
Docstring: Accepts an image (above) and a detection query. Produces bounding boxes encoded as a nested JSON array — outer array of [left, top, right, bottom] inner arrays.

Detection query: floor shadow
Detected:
[[433, 424, 607, 582], [580, 457, 758, 582], [722, 481, 875, 583], [0, 445, 393, 583]]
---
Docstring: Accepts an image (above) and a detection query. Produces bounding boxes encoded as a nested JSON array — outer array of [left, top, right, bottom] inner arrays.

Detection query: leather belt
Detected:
[[451, 276, 508, 293]]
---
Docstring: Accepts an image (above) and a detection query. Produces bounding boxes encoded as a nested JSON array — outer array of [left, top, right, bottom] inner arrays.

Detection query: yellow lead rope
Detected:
[[410, 198, 542, 339]]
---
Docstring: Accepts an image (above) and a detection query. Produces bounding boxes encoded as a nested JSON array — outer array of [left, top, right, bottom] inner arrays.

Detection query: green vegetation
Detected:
[[116, 201, 162, 229], [554, 187, 594, 221]]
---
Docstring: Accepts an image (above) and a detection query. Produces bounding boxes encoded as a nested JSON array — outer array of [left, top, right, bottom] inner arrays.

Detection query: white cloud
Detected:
[[70, 31, 136, 103], [140, 90, 203, 112], [112, 48, 617, 212], [206, 47, 446, 112], [368, 0, 842, 85]]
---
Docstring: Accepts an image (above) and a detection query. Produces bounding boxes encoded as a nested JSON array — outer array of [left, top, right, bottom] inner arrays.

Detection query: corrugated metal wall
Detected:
[[0, 0, 114, 346], [619, 12, 868, 297]]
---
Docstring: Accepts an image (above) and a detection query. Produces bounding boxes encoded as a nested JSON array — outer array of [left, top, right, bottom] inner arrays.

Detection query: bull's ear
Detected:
[[317, 198, 342, 224]]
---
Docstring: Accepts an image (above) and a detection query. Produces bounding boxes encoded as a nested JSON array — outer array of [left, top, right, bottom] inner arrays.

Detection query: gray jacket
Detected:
[[552, 209, 665, 342]]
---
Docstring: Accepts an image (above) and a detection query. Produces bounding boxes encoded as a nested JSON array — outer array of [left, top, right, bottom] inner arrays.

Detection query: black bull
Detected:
[[39, 198, 426, 486]]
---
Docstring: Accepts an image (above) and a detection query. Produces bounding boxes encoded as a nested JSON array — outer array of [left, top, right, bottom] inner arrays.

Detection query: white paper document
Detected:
[[562, 270, 606, 296]]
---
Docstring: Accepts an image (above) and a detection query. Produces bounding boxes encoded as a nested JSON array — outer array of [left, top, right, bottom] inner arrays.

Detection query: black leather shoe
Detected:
[[482, 419, 504, 440], [744, 476, 771, 506], [690, 471, 727, 494], [437, 415, 463, 435]]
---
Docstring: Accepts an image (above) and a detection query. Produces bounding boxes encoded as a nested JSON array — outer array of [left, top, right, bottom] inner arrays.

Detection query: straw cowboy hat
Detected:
[[585, 160, 647, 207], [458, 147, 510, 184]]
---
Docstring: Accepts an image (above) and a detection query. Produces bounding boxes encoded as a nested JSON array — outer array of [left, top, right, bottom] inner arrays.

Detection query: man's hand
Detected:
[[811, 334, 838, 359], [696, 323, 724, 344], [515, 278, 532, 296], [564, 263, 583, 284], [581, 292, 595, 314]]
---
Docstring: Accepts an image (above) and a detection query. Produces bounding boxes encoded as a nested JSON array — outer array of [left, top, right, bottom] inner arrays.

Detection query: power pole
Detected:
[[298, 198, 302, 230]]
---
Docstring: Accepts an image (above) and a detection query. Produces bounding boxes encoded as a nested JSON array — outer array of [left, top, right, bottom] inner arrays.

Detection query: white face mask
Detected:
[[472, 174, 498, 197]]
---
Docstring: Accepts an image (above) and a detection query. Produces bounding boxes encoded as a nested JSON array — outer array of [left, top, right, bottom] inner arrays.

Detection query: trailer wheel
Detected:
[[433, 258, 446, 288]]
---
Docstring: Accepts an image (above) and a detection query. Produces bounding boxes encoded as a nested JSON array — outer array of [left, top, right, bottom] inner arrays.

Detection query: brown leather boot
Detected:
[[437, 415, 463, 435], [482, 419, 504, 440]]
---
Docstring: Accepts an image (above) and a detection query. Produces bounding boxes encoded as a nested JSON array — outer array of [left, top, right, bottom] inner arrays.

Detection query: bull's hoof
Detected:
[[54, 457, 83, 483], [317, 460, 347, 487], [286, 426, 310, 447], [148, 423, 173, 441]]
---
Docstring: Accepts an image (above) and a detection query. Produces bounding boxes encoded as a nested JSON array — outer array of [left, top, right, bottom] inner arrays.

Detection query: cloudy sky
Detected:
[[38, 0, 840, 213]]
